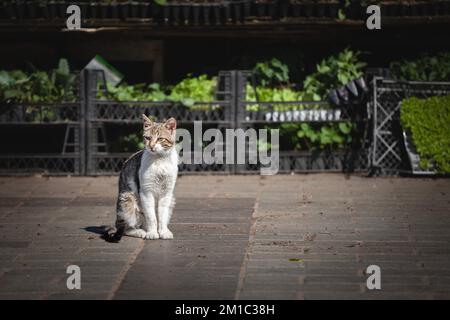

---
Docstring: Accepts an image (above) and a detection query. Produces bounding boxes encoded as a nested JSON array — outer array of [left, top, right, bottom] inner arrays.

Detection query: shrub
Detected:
[[0, 59, 77, 104], [100, 82, 167, 102], [99, 74, 217, 108], [303, 48, 366, 100], [168, 74, 216, 107], [390, 53, 450, 81], [253, 58, 290, 87], [400, 95, 450, 173]]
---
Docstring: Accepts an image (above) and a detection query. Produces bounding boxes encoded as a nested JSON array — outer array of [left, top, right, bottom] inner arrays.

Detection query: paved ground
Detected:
[[0, 174, 449, 300]]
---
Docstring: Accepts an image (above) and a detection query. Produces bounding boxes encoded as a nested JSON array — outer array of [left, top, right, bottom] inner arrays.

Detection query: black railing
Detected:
[[0, 72, 85, 175], [0, 70, 378, 175]]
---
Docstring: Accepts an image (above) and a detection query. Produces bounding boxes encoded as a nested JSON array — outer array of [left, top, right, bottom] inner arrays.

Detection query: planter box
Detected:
[[236, 149, 365, 173], [171, 4, 181, 25], [402, 130, 436, 175], [3, 1, 17, 19], [15, 0, 26, 19], [26, 1, 38, 19], [303, 2, 314, 18], [254, 2, 266, 17], [180, 4, 190, 24], [110, 2, 119, 19], [223, 3, 232, 23], [202, 4, 211, 25], [291, 3, 301, 17], [119, 1, 130, 20], [89, 2, 98, 19], [211, 4, 221, 25], [253, 109, 342, 122], [129, 1, 140, 18], [99, 3, 109, 19], [231, 2, 241, 23]]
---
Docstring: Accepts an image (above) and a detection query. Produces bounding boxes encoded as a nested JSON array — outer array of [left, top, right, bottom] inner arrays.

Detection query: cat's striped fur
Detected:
[[103, 115, 178, 243]]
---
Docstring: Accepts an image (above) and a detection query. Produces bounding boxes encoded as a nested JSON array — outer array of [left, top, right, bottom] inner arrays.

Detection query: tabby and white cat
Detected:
[[104, 115, 178, 242]]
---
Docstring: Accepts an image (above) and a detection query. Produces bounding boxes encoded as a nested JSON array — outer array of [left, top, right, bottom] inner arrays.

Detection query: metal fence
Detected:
[[84, 69, 237, 175], [234, 71, 370, 174], [0, 73, 85, 175], [9, 70, 445, 176], [369, 78, 450, 175]]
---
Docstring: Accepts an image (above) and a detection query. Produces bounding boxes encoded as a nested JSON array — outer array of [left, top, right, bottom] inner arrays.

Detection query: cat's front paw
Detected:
[[159, 229, 173, 240], [145, 230, 159, 240]]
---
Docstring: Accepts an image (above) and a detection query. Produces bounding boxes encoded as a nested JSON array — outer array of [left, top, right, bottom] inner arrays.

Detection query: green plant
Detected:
[[253, 58, 290, 87], [168, 74, 216, 107], [98, 73, 217, 108], [115, 133, 145, 152], [99, 82, 167, 102], [390, 53, 450, 81], [280, 122, 353, 151], [0, 58, 77, 104], [400, 95, 450, 173], [303, 48, 366, 100]]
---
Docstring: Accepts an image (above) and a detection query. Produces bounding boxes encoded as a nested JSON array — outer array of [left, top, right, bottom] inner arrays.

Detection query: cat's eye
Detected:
[[144, 136, 151, 140]]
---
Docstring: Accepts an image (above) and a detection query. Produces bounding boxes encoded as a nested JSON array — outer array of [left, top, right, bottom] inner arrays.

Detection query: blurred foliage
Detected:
[[390, 53, 450, 81]]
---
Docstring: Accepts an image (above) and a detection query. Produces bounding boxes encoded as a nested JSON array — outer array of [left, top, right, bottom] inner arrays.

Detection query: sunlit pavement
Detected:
[[0, 174, 449, 299]]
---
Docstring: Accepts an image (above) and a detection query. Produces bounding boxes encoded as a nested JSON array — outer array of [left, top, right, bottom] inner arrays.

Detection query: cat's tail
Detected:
[[102, 223, 125, 243], [103, 192, 139, 243]]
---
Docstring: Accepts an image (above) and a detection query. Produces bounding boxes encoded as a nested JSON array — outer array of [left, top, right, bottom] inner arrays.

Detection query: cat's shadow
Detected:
[[83, 226, 107, 235]]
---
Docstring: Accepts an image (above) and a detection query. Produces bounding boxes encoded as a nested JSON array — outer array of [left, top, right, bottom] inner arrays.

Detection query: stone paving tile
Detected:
[[235, 174, 450, 300], [114, 197, 254, 300], [0, 175, 450, 300]]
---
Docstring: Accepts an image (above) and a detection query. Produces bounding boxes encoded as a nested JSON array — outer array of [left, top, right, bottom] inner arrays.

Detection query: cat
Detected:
[[103, 115, 178, 243]]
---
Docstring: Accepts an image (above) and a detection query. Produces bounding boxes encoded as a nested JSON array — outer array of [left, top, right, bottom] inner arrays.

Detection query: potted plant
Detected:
[[180, 3, 190, 24], [211, 1, 221, 25], [3, 1, 17, 20], [243, 0, 251, 17], [302, 0, 314, 18], [279, 0, 289, 19], [129, 1, 140, 18], [315, 0, 327, 18], [99, 0, 110, 19], [399, 0, 411, 17], [140, 1, 150, 18], [89, 1, 99, 19], [254, 0, 267, 17], [202, 3, 212, 25], [110, 0, 119, 18], [119, 0, 130, 20], [326, 0, 339, 18], [223, 1, 232, 23], [78, 1, 90, 19], [58, 0, 67, 18], [381, 0, 400, 17], [231, 0, 241, 23], [15, 0, 25, 19], [424, 0, 438, 16], [171, 1, 181, 25], [191, 2, 201, 25], [26, 0, 38, 19], [48, 0, 57, 18], [443, 0, 450, 15], [161, 1, 170, 24], [290, 0, 301, 17], [38, 0, 49, 19], [266, 0, 276, 18]]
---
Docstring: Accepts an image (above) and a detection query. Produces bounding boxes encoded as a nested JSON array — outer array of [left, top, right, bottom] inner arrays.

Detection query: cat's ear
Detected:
[[142, 114, 153, 128], [164, 117, 177, 133]]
